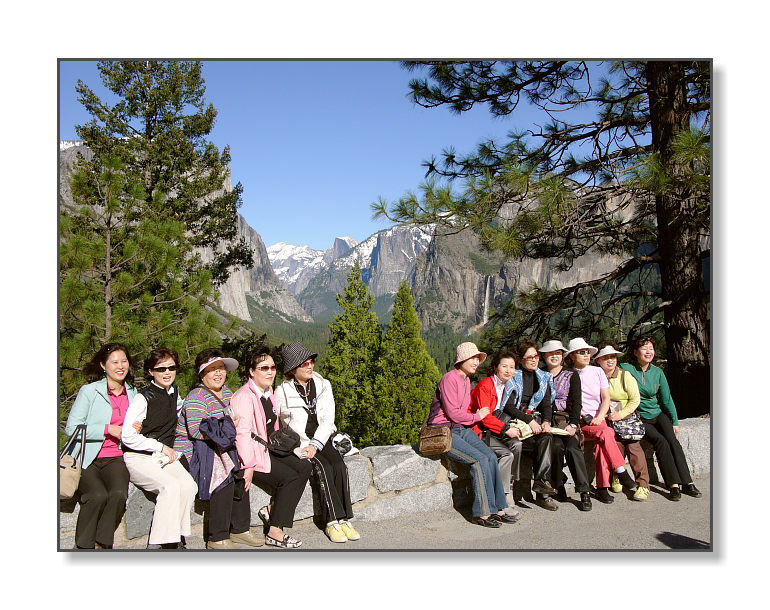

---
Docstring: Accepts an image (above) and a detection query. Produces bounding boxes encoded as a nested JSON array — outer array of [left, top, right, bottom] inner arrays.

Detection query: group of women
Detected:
[[63, 332, 701, 546], [64, 341, 357, 550], [428, 336, 701, 528]]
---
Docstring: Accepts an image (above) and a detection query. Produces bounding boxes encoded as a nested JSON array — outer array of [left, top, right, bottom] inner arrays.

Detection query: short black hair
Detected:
[[144, 347, 180, 379], [83, 342, 135, 385]]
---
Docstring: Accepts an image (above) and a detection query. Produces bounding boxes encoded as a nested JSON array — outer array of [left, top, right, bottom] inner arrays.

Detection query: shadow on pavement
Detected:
[[656, 531, 710, 549]]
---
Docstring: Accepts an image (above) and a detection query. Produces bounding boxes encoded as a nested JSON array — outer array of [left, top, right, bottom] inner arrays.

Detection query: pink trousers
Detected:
[[581, 419, 626, 488]]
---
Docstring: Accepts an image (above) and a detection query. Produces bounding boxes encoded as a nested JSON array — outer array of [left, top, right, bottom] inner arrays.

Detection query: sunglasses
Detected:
[[574, 349, 591, 355], [255, 365, 277, 372], [151, 365, 178, 372]]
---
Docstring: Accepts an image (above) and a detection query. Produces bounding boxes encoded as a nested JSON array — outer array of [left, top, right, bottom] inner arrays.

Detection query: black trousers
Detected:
[[310, 442, 353, 523], [208, 478, 251, 542], [76, 456, 129, 548], [643, 412, 693, 487], [251, 452, 312, 529], [550, 434, 590, 493], [520, 433, 553, 483]]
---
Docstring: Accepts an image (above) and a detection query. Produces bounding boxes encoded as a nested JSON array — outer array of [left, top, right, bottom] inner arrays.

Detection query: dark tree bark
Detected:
[[646, 61, 710, 417]]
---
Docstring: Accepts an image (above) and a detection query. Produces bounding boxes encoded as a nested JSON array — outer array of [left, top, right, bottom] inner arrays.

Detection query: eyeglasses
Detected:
[[299, 360, 314, 368], [151, 365, 177, 372], [574, 349, 591, 355], [523, 354, 540, 360], [255, 365, 277, 372]]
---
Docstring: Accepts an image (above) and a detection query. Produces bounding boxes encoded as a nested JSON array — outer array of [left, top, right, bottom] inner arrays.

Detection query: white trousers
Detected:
[[123, 452, 198, 544]]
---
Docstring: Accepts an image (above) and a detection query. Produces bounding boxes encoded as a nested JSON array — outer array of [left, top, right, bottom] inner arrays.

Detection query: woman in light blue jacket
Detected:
[[64, 343, 138, 549]]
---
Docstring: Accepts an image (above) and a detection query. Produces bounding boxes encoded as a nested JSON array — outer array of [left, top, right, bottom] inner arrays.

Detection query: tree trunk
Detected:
[[645, 61, 710, 418]]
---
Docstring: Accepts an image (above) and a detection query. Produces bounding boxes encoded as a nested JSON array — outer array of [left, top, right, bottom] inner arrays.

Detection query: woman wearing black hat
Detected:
[[275, 342, 359, 544]]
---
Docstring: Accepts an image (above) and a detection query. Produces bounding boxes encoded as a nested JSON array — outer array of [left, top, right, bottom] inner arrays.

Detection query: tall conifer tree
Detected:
[[323, 262, 381, 446], [60, 61, 251, 421], [371, 281, 441, 446]]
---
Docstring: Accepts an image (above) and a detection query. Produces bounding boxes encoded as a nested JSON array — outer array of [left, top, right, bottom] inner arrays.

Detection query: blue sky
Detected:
[[58, 60, 536, 251]]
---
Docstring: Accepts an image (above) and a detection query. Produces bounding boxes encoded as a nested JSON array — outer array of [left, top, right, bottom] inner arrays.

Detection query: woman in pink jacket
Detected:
[[230, 348, 312, 549]]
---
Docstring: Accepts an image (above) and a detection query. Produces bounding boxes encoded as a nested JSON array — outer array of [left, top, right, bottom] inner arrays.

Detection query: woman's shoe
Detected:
[[579, 492, 593, 511], [610, 474, 622, 493], [535, 496, 559, 511], [230, 530, 265, 547], [669, 486, 682, 501], [257, 505, 270, 526], [473, 516, 501, 528], [206, 539, 236, 549], [596, 488, 615, 504], [682, 483, 702, 498], [532, 480, 558, 497], [265, 533, 302, 549], [339, 521, 361, 540], [325, 523, 348, 543], [491, 512, 519, 524], [633, 486, 650, 501]]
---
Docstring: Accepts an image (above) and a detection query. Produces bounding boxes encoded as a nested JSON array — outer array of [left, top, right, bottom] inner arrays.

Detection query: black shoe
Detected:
[[682, 483, 702, 498], [556, 485, 569, 502], [579, 492, 593, 512], [617, 470, 638, 492], [535, 496, 559, 511], [669, 486, 682, 501], [473, 516, 501, 528], [490, 513, 519, 524], [596, 488, 615, 504], [532, 480, 558, 497]]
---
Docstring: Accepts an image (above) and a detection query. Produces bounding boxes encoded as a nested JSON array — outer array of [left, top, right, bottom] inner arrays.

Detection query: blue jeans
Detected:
[[446, 427, 507, 518]]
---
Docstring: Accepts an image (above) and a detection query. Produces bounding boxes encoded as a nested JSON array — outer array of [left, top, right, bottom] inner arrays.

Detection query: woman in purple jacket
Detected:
[[426, 343, 515, 528]]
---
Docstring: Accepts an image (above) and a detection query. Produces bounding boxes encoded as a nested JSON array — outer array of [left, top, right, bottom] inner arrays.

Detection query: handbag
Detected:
[[609, 371, 646, 441], [417, 384, 459, 456], [59, 424, 86, 500]]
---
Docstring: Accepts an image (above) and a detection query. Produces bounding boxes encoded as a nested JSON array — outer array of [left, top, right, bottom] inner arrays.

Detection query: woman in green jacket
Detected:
[[64, 343, 138, 549], [619, 336, 701, 501]]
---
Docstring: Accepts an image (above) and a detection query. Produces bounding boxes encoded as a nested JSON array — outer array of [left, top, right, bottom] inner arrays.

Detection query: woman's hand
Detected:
[[107, 424, 122, 438], [541, 421, 552, 434], [607, 412, 622, 422], [243, 467, 254, 492], [161, 444, 178, 463], [529, 420, 542, 434], [477, 407, 491, 419], [232, 415, 240, 428], [505, 426, 521, 439], [590, 417, 603, 426], [133, 421, 143, 433], [302, 445, 317, 459], [673, 425, 679, 435], [566, 425, 577, 437]]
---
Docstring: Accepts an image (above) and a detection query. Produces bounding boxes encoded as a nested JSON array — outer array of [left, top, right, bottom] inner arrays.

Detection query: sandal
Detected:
[[265, 533, 302, 549], [491, 512, 519, 524], [258, 505, 270, 526]]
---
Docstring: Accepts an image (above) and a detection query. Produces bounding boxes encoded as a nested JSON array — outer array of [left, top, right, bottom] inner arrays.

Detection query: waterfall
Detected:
[[482, 276, 491, 325]]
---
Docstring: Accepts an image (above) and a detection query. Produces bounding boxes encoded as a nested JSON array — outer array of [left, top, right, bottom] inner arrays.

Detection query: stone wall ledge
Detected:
[[58, 416, 709, 544]]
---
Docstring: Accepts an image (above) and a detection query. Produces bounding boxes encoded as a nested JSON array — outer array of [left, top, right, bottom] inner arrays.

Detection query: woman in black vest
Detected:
[[121, 347, 198, 549]]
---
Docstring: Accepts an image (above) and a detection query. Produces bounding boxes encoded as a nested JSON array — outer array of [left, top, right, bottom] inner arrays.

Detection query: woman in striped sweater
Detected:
[[174, 348, 262, 549]]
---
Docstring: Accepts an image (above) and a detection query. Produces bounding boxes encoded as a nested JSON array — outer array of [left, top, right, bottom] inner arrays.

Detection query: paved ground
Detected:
[[60, 476, 710, 552]]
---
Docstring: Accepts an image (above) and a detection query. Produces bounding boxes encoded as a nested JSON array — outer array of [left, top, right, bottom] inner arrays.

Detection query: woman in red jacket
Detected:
[[469, 349, 523, 516]]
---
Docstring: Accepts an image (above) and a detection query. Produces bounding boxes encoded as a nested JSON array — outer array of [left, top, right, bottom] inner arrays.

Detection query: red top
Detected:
[[96, 387, 129, 459], [469, 375, 509, 437]]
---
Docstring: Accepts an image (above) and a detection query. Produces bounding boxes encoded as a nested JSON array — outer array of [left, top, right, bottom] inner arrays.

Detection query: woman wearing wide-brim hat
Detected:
[[427, 342, 515, 527], [564, 338, 638, 505], [274, 342, 360, 544], [540, 339, 592, 512], [594, 342, 650, 502], [174, 348, 259, 549]]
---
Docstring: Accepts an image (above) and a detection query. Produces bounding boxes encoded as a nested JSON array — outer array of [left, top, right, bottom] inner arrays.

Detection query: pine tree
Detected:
[[370, 281, 441, 446], [373, 60, 710, 417], [322, 262, 381, 445], [60, 61, 252, 423]]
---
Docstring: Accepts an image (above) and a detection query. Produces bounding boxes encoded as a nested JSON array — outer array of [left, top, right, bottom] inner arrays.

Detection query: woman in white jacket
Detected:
[[275, 342, 359, 544]]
